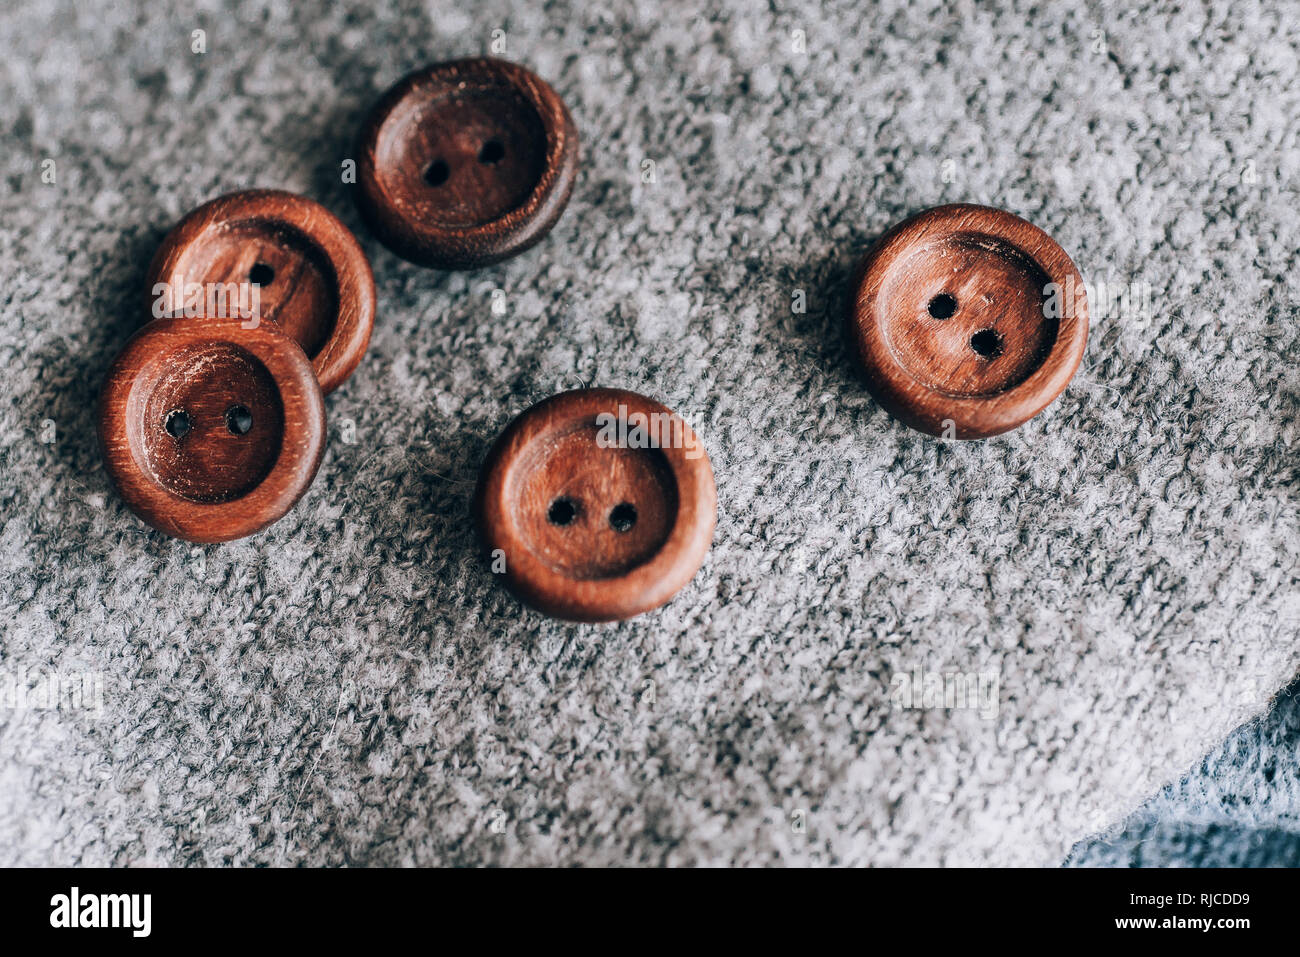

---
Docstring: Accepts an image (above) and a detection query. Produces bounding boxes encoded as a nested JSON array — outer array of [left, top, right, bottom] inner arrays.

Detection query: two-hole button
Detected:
[[146, 189, 376, 395], [354, 57, 579, 270], [98, 316, 326, 543], [847, 204, 1089, 439], [475, 388, 715, 622]]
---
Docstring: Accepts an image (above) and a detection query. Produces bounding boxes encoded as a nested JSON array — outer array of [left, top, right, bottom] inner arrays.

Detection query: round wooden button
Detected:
[[354, 57, 579, 269], [847, 204, 1089, 439], [98, 317, 326, 544], [146, 189, 375, 394], [475, 389, 715, 622]]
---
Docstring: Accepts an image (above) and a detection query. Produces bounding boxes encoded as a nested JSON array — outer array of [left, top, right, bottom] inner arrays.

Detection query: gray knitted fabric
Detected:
[[1, 0, 1298, 866]]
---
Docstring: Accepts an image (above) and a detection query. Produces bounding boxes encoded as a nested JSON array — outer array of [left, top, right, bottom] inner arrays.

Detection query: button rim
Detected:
[[145, 189, 376, 395], [847, 203, 1089, 439], [475, 388, 716, 622], [98, 316, 326, 543], [354, 57, 580, 270]]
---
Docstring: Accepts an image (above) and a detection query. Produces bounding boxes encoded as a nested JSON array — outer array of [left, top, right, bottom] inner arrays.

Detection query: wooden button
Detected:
[[475, 389, 715, 622], [847, 204, 1089, 439], [98, 317, 326, 543], [146, 189, 375, 394], [354, 57, 579, 269]]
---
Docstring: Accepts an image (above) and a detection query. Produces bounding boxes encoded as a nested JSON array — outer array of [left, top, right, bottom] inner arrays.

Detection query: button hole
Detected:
[[609, 503, 637, 532], [424, 159, 450, 187], [928, 293, 957, 319], [249, 263, 274, 286], [478, 140, 505, 165], [548, 497, 578, 526], [969, 329, 1004, 359], [225, 405, 253, 435], [164, 409, 192, 439]]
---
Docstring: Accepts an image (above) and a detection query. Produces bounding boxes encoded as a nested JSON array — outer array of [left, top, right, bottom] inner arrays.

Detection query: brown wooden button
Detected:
[[354, 57, 579, 270], [847, 204, 1089, 439], [475, 389, 715, 622], [98, 317, 326, 544], [146, 189, 375, 394]]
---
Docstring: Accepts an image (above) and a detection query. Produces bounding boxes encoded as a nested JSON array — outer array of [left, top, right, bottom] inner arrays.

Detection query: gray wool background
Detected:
[[1, 0, 1298, 867]]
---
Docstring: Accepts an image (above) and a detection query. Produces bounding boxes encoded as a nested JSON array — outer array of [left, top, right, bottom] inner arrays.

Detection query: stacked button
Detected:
[[101, 190, 375, 542], [98, 317, 326, 543], [146, 189, 375, 394]]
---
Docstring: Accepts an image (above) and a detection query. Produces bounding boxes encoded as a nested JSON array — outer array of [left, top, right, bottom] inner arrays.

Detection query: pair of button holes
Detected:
[[162, 264, 264, 441], [424, 140, 506, 187], [163, 264, 268, 440], [926, 294, 1004, 359], [548, 497, 637, 533], [165, 407, 253, 439]]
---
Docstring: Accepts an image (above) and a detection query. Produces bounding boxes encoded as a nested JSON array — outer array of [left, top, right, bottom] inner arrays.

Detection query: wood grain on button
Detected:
[[98, 316, 326, 543], [354, 57, 579, 269], [475, 388, 715, 622], [146, 189, 375, 394], [847, 204, 1089, 439]]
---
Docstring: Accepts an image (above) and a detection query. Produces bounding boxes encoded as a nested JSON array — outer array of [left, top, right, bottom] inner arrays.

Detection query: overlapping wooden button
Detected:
[[98, 317, 325, 543], [847, 204, 1089, 439], [475, 389, 715, 622], [354, 57, 579, 269], [146, 189, 375, 394]]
